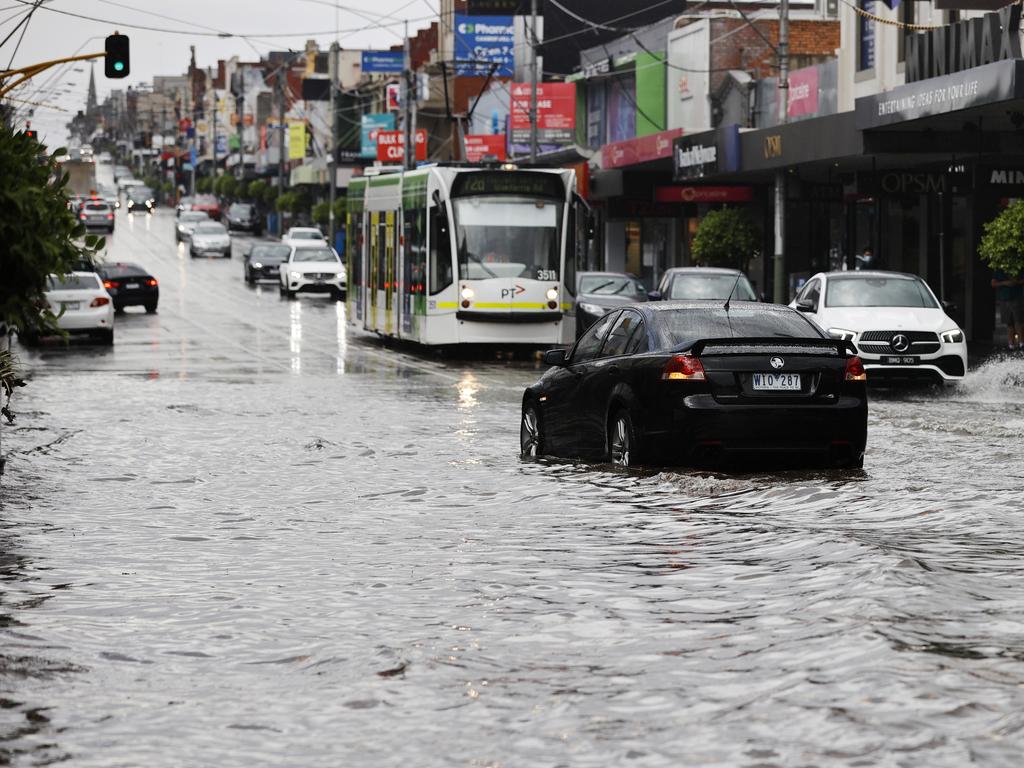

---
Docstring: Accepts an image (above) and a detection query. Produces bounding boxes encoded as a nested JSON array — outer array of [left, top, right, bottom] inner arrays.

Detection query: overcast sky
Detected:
[[3, 0, 438, 146]]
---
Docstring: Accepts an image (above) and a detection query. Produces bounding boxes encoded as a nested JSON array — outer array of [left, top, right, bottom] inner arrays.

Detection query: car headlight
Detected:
[[545, 287, 559, 301], [252, 262, 263, 269], [290, 271, 301, 280], [941, 329, 964, 344], [177, 224, 186, 232], [579, 302, 607, 315], [461, 287, 475, 300], [827, 328, 856, 342]]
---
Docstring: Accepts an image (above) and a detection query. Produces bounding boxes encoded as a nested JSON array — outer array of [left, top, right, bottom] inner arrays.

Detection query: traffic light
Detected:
[[24, 122, 36, 140], [105, 33, 129, 78]]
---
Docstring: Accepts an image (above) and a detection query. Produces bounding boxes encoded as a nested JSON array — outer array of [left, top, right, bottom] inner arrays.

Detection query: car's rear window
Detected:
[[181, 212, 207, 222], [48, 274, 100, 290], [195, 223, 226, 234], [85, 203, 109, 211], [101, 264, 147, 278], [655, 307, 823, 349]]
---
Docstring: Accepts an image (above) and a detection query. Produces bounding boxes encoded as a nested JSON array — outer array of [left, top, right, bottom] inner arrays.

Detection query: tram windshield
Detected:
[[452, 196, 563, 281]]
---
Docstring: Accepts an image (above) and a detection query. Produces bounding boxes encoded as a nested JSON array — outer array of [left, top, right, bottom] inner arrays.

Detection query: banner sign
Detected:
[[464, 134, 508, 162], [454, 15, 514, 76], [361, 50, 404, 74], [602, 128, 682, 170], [288, 123, 306, 160], [510, 82, 576, 144], [654, 185, 754, 203], [361, 113, 395, 158], [787, 66, 820, 118], [673, 135, 718, 180], [376, 129, 427, 162]]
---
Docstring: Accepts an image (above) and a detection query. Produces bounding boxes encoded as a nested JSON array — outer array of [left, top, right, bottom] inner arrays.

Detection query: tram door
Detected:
[[385, 210, 396, 336], [368, 211, 379, 331]]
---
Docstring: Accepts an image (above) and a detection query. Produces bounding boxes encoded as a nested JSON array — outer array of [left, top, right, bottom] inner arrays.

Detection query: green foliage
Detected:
[[196, 176, 213, 194], [0, 127, 104, 336], [691, 208, 759, 273], [262, 184, 278, 206], [247, 179, 267, 203], [979, 200, 1024, 277], [276, 191, 296, 214], [236, 180, 249, 201], [214, 174, 238, 200], [312, 201, 330, 226]]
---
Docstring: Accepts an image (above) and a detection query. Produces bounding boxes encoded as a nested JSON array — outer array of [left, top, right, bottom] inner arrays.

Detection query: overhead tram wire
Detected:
[[3, 0, 40, 68]]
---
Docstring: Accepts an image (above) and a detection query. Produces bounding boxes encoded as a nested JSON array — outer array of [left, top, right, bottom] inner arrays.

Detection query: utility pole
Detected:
[[236, 68, 245, 180], [403, 21, 414, 171], [211, 89, 218, 179], [772, 0, 789, 304], [190, 45, 197, 196], [328, 42, 339, 244], [277, 68, 286, 231], [529, 0, 539, 162]]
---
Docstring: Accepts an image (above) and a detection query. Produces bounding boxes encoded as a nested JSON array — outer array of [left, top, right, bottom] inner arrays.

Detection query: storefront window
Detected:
[[606, 73, 637, 143], [858, 0, 875, 71]]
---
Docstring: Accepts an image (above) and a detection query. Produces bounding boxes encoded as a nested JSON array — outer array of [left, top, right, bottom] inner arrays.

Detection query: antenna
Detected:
[[723, 272, 743, 312]]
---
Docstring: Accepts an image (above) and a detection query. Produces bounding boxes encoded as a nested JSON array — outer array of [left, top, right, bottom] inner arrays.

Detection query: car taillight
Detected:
[[662, 354, 706, 381], [845, 356, 867, 381], [147, 278, 158, 286], [106, 214, 114, 219], [103, 280, 120, 289], [90, 297, 110, 307], [79, 213, 87, 219]]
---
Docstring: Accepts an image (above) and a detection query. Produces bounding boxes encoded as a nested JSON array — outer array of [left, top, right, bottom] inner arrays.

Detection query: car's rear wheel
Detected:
[[609, 409, 640, 467], [520, 404, 544, 458], [144, 302, 157, 314], [97, 329, 114, 346]]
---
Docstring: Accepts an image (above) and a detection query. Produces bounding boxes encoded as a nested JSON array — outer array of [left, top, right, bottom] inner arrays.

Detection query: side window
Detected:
[[804, 279, 821, 310], [429, 204, 453, 295], [624, 319, 648, 354], [599, 311, 641, 358], [572, 311, 619, 364]]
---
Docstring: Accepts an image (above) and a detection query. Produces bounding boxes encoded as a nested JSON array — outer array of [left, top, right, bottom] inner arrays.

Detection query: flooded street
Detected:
[[3, 210, 1024, 767]]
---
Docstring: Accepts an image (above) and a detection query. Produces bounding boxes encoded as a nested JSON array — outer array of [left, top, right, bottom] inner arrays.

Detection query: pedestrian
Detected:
[[992, 269, 1024, 349], [855, 246, 875, 270]]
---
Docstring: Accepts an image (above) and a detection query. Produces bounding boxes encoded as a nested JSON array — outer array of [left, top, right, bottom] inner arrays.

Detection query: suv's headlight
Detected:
[[290, 271, 301, 280], [579, 302, 606, 315], [941, 329, 964, 344], [827, 328, 856, 342]]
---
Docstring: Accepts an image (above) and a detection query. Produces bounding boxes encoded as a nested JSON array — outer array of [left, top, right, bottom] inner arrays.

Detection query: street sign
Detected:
[[361, 51, 404, 74], [361, 113, 395, 158], [464, 134, 507, 162], [376, 129, 427, 162], [455, 15, 514, 76]]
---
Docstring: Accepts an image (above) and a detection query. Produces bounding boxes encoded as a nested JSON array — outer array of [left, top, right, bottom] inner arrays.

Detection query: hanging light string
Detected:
[[840, 0, 943, 31]]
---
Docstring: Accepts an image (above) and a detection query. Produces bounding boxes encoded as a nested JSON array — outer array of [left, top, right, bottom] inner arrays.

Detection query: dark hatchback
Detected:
[[520, 301, 868, 469], [225, 202, 262, 234], [573, 271, 649, 337], [244, 243, 290, 283], [125, 186, 155, 214], [95, 262, 159, 313]]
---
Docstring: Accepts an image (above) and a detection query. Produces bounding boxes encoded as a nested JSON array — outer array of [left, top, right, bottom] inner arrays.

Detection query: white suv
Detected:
[[279, 244, 346, 300], [790, 270, 967, 385]]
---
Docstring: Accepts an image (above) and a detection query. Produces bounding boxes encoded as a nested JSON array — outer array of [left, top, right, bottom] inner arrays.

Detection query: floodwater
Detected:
[[3, 208, 1024, 767]]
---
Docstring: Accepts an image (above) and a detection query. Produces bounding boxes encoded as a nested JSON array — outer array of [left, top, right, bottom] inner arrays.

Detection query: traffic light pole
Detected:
[[0, 51, 104, 98]]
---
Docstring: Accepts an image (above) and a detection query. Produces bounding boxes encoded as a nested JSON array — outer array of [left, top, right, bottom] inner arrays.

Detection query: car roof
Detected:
[[819, 270, 920, 280], [636, 300, 790, 317], [662, 267, 746, 276]]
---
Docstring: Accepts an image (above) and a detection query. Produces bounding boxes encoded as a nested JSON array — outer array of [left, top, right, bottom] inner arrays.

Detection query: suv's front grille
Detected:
[[858, 330, 940, 355]]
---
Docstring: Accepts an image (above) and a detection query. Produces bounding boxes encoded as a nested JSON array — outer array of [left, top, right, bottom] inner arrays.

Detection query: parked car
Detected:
[[224, 202, 261, 235], [573, 271, 649, 337], [790, 270, 967, 385], [176, 211, 209, 242], [113, 164, 132, 182], [282, 226, 327, 246], [20, 272, 114, 345], [520, 301, 868, 468], [279, 244, 345, 299], [653, 267, 759, 302], [176, 195, 195, 217], [191, 194, 221, 219], [125, 185, 155, 214], [189, 221, 232, 258], [78, 200, 115, 233], [98, 184, 120, 210], [244, 243, 290, 284], [95, 262, 159, 313]]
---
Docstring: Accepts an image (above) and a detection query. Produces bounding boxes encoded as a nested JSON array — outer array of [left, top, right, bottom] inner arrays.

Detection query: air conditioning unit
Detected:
[[816, 0, 839, 18]]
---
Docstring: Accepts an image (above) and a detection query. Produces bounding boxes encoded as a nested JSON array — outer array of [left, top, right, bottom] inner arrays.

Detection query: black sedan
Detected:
[[125, 186, 155, 214], [244, 243, 290, 283], [520, 301, 868, 468], [573, 271, 649, 337], [96, 262, 159, 313], [224, 202, 262, 235]]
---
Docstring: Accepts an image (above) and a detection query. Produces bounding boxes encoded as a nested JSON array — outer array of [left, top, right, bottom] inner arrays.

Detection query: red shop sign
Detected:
[[376, 129, 427, 162], [654, 185, 754, 203], [464, 134, 507, 162], [602, 128, 683, 170]]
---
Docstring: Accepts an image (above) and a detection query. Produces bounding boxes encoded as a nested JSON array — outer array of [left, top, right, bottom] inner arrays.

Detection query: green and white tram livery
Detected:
[[346, 165, 587, 346]]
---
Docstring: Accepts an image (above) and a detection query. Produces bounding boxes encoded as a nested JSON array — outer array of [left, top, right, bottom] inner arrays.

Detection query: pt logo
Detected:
[[501, 285, 526, 299]]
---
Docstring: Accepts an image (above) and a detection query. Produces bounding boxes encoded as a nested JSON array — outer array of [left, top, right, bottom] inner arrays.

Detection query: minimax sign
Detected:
[[905, 4, 1021, 84]]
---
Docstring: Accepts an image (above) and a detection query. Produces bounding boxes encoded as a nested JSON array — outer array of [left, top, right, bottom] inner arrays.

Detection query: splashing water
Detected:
[[956, 354, 1024, 402]]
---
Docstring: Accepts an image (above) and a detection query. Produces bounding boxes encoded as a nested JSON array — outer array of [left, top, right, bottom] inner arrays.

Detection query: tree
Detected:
[[216, 174, 237, 200], [691, 207, 759, 273], [0, 126, 104, 337], [248, 179, 267, 203], [312, 200, 330, 227], [262, 185, 278, 207], [979, 200, 1024, 277], [197, 177, 213, 194]]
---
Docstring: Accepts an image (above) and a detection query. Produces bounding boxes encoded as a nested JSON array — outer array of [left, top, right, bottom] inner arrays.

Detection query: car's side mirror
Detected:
[[795, 298, 816, 313], [647, 290, 662, 301], [942, 299, 957, 314], [760, 292, 770, 303], [542, 349, 568, 367]]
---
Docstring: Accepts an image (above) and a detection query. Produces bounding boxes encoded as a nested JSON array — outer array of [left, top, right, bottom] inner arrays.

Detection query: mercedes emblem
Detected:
[[890, 334, 911, 353], [770, 356, 785, 369]]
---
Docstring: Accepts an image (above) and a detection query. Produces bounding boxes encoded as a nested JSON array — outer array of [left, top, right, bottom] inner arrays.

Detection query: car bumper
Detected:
[[249, 266, 280, 280], [644, 393, 868, 461], [859, 349, 967, 383], [107, 287, 158, 307], [56, 306, 114, 331], [287, 278, 345, 294], [192, 244, 231, 255]]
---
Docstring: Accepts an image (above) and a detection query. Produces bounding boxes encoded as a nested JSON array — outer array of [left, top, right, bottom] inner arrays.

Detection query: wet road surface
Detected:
[[3, 205, 1024, 766]]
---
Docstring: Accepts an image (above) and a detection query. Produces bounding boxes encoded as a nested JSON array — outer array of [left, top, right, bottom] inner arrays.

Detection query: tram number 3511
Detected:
[[537, 269, 558, 281]]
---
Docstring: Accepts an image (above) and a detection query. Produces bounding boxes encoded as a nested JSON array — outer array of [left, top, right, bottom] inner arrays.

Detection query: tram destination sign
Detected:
[[452, 171, 564, 199], [855, 58, 1024, 129]]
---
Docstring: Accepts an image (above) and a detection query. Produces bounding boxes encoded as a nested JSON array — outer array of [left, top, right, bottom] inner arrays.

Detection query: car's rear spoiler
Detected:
[[688, 337, 855, 357]]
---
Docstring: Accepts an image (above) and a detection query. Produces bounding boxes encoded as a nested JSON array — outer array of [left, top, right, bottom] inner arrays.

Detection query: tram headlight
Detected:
[[461, 287, 475, 300], [545, 287, 559, 301]]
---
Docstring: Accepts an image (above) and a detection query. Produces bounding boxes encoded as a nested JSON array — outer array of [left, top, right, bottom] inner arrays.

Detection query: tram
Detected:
[[345, 164, 589, 346]]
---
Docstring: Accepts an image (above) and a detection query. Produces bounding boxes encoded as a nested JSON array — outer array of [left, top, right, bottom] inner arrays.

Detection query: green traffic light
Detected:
[[114, 61, 124, 72]]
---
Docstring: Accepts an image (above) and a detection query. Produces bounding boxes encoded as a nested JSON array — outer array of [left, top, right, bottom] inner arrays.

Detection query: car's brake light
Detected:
[[845, 356, 867, 381], [106, 214, 114, 219], [662, 354, 706, 381], [147, 278, 158, 286], [89, 297, 110, 307], [103, 280, 120, 289], [79, 213, 87, 219]]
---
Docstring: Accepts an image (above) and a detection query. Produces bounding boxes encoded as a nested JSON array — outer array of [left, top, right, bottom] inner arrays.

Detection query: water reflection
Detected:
[[289, 300, 302, 373]]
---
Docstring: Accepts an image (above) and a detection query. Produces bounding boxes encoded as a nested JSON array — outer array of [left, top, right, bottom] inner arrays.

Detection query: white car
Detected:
[[282, 226, 327, 246], [279, 244, 346, 300], [189, 221, 232, 258], [21, 272, 115, 345], [176, 211, 209, 243], [790, 270, 967, 385]]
